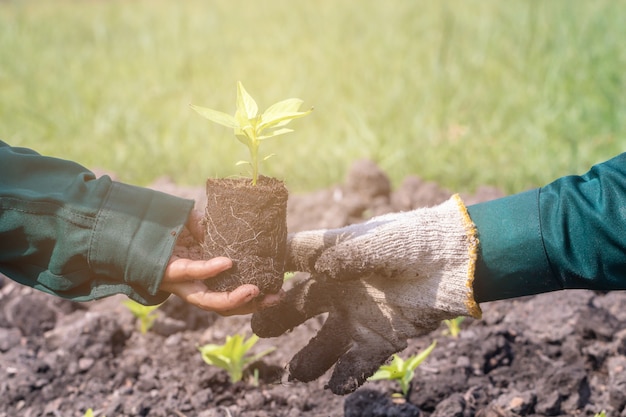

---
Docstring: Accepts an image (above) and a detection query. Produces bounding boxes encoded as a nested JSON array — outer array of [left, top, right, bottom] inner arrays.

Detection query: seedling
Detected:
[[443, 316, 466, 338], [191, 81, 313, 185], [83, 409, 105, 417], [122, 299, 161, 334], [369, 340, 437, 397], [198, 334, 276, 383], [594, 411, 607, 417]]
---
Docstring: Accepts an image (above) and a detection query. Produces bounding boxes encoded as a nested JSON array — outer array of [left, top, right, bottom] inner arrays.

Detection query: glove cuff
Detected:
[[450, 194, 482, 319]]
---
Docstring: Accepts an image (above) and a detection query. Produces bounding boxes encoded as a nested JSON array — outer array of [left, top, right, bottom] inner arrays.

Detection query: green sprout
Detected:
[[594, 411, 607, 417], [84, 409, 105, 417], [191, 81, 313, 185], [443, 316, 466, 338], [122, 299, 161, 334], [369, 340, 437, 397], [198, 334, 276, 383]]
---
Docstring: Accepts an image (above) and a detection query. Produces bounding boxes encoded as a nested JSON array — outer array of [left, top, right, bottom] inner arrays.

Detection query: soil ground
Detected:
[[2, 160, 626, 417]]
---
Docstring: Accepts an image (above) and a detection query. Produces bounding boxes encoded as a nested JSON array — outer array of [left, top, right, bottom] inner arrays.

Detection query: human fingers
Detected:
[[166, 281, 262, 315], [162, 256, 232, 284]]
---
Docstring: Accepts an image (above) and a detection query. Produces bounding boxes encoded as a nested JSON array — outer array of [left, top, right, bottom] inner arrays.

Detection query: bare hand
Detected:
[[159, 210, 283, 315]]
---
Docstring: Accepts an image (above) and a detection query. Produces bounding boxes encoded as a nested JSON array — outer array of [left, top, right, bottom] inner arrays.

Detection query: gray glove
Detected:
[[251, 195, 482, 394]]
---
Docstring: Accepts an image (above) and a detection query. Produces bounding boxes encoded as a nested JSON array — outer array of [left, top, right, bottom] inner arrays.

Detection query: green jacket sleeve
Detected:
[[0, 140, 195, 305], [468, 153, 626, 303]]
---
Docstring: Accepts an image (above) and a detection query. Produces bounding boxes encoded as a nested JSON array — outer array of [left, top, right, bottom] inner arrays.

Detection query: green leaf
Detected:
[[258, 108, 313, 133], [237, 81, 258, 120], [247, 347, 277, 364], [368, 341, 437, 397], [197, 334, 274, 383], [369, 369, 392, 381], [264, 97, 305, 116], [191, 82, 312, 185], [258, 128, 294, 140], [405, 341, 437, 371], [190, 104, 238, 129], [198, 344, 233, 371]]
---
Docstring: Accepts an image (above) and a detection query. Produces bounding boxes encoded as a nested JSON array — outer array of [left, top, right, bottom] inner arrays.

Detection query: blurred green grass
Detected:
[[1, 0, 625, 194]]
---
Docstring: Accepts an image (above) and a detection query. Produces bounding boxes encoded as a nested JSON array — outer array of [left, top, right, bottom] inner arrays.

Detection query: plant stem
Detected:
[[249, 140, 259, 185]]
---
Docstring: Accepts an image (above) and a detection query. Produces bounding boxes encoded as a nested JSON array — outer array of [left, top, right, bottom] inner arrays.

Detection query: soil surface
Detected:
[[2, 160, 626, 417]]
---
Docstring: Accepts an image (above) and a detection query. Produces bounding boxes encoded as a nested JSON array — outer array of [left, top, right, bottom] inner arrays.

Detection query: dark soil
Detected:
[[2, 160, 626, 417], [202, 176, 288, 294]]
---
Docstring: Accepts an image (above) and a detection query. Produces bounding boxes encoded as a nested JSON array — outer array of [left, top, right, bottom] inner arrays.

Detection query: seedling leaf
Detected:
[[122, 299, 161, 334], [198, 334, 276, 383], [237, 81, 259, 120], [190, 105, 238, 129], [405, 340, 437, 370], [443, 316, 466, 338], [258, 128, 294, 140], [369, 340, 437, 397], [192, 81, 312, 185]]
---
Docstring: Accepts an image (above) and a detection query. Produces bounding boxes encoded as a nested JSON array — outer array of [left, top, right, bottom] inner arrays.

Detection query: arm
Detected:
[[0, 140, 192, 305], [0, 140, 284, 313], [469, 153, 626, 302], [252, 152, 626, 393]]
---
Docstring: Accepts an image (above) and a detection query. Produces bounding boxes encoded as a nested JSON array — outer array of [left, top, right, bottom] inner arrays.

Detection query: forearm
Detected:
[[0, 141, 194, 305], [469, 153, 626, 302]]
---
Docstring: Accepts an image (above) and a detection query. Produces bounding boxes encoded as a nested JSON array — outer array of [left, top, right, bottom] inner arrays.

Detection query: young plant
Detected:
[[198, 334, 276, 383], [443, 316, 466, 338], [369, 340, 437, 398], [594, 411, 607, 417], [83, 409, 106, 417], [191, 81, 313, 185], [122, 299, 161, 334]]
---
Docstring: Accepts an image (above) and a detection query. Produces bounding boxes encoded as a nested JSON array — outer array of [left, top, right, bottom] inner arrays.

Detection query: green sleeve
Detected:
[[0, 140, 195, 305], [468, 153, 626, 303]]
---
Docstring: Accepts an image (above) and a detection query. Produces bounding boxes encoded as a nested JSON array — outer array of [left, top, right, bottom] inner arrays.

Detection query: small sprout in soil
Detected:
[[594, 411, 607, 417], [443, 316, 466, 338], [122, 299, 161, 334], [84, 409, 105, 417], [369, 340, 437, 398], [198, 334, 276, 383], [191, 81, 313, 185]]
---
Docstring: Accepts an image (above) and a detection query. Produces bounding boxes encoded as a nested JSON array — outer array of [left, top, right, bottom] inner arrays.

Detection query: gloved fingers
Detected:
[[251, 276, 332, 338], [313, 219, 396, 280], [287, 314, 352, 383], [285, 230, 330, 272], [286, 226, 360, 272], [328, 336, 405, 395], [325, 304, 409, 394]]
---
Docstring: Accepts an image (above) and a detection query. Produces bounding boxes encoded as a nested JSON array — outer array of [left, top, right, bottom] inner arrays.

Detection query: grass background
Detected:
[[1, 0, 625, 194]]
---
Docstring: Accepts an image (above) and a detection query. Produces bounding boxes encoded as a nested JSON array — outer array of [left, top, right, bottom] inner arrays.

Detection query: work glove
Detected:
[[251, 195, 482, 395]]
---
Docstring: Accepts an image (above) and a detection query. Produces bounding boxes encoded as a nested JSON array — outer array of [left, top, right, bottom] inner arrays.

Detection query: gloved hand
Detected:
[[251, 195, 482, 394]]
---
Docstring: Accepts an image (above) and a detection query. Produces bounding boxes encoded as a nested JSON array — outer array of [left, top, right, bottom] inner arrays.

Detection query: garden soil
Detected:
[[2, 160, 626, 417]]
